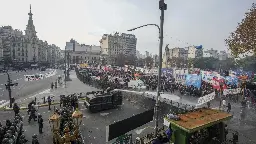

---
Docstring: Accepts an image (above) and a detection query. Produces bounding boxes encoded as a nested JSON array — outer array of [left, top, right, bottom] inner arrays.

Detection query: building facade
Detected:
[[99, 32, 137, 65], [65, 39, 101, 65], [0, 5, 61, 66], [203, 48, 218, 59], [218, 50, 228, 61]]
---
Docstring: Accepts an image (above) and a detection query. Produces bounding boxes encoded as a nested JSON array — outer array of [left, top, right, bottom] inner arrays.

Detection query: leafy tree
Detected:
[[137, 58, 145, 67], [237, 56, 256, 71], [3, 57, 12, 69], [168, 57, 185, 68], [125, 55, 136, 66], [194, 57, 219, 70], [144, 56, 153, 68], [187, 58, 194, 68], [225, 3, 256, 57], [116, 54, 125, 67]]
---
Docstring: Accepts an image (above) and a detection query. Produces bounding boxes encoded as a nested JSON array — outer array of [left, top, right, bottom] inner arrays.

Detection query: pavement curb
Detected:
[[0, 102, 61, 111]]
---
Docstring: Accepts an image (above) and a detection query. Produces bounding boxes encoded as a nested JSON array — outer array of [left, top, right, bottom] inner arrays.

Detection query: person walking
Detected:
[[47, 96, 52, 110]]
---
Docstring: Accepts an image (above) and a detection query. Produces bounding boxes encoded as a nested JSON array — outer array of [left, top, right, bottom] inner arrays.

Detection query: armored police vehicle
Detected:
[[84, 90, 122, 113]]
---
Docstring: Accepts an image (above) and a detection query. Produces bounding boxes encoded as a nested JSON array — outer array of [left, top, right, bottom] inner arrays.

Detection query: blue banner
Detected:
[[225, 76, 238, 86], [185, 74, 202, 88]]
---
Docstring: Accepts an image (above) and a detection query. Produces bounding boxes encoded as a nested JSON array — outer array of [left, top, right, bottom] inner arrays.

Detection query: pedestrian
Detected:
[[227, 103, 231, 113], [13, 103, 20, 116], [207, 102, 211, 108], [47, 96, 52, 110], [32, 134, 39, 144], [55, 81, 57, 89], [38, 114, 43, 134], [222, 99, 226, 111], [51, 82, 54, 89]]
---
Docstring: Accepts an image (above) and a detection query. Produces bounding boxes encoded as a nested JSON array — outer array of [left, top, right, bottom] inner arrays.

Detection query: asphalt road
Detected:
[[0, 100, 154, 144], [0, 71, 255, 144], [0, 69, 62, 102]]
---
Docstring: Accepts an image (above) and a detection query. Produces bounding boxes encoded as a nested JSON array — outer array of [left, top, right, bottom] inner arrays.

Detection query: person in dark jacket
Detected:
[[47, 96, 52, 110], [13, 103, 20, 116], [38, 114, 43, 134]]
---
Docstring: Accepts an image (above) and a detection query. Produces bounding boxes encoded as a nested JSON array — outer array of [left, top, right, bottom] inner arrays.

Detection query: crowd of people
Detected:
[[77, 67, 215, 98], [0, 114, 28, 144]]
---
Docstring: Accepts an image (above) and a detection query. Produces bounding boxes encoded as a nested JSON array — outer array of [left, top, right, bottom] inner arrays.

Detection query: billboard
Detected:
[[65, 42, 73, 51]]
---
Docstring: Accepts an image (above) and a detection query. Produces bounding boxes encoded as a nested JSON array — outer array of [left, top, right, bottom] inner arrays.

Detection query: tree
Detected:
[[137, 58, 145, 67], [168, 57, 185, 68], [125, 55, 136, 66], [225, 3, 256, 57], [187, 58, 194, 68], [144, 56, 153, 68], [116, 54, 125, 67], [236, 56, 256, 71], [194, 57, 218, 70]]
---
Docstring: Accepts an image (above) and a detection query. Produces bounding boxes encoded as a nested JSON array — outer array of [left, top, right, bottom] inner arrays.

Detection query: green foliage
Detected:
[[225, 3, 256, 57], [144, 56, 154, 68]]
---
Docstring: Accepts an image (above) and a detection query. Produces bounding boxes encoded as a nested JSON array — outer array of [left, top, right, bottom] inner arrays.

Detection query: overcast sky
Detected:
[[0, 0, 254, 54]]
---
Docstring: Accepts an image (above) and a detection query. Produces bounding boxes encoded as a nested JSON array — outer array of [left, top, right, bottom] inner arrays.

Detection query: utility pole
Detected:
[[5, 72, 18, 108], [64, 47, 67, 88], [67, 51, 70, 79], [127, 0, 167, 137], [154, 0, 167, 136]]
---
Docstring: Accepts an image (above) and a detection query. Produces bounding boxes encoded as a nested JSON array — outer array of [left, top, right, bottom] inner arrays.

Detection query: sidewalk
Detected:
[[15, 70, 99, 107]]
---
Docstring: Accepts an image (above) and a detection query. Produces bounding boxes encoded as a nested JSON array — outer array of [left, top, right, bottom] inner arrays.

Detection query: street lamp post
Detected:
[[5, 72, 18, 108], [127, 0, 167, 136]]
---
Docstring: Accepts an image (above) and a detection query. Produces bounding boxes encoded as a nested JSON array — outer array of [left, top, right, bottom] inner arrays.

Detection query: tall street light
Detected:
[[127, 0, 167, 136], [5, 72, 18, 108]]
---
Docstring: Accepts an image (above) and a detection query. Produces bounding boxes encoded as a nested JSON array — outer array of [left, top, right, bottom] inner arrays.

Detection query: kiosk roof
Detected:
[[166, 108, 232, 133]]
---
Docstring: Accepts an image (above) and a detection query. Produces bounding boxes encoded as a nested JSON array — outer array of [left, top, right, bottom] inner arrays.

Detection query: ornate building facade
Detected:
[[0, 5, 61, 65]]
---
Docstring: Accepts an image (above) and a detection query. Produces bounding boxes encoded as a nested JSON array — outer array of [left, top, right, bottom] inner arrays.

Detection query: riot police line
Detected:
[[10, 92, 81, 144], [0, 114, 28, 144]]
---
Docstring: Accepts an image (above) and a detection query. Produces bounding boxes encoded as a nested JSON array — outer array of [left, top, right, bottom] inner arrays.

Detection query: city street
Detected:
[[0, 71, 256, 143], [0, 69, 62, 105]]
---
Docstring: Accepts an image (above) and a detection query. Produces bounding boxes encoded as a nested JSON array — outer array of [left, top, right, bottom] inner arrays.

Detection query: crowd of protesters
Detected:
[[76, 67, 215, 98]]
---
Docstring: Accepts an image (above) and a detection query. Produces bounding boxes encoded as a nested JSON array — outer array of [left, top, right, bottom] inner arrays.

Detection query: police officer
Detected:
[[32, 134, 39, 144], [27, 100, 35, 115], [47, 96, 52, 110], [51, 82, 54, 89], [13, 103, 20, 116], [38, 114, 43, 134], [28, 104, 37, 123], [55, 81, 57, 89]]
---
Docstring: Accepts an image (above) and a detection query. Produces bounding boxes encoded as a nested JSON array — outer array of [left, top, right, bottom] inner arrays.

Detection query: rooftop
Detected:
[[165, 108, 232, 133]]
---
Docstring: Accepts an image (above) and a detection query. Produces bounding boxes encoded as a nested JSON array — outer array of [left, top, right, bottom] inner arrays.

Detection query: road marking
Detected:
[[0, 84, 3, 86]]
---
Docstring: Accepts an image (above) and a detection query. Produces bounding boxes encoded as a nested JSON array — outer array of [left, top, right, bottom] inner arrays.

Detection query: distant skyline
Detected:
[[0, 0, 254, 54]]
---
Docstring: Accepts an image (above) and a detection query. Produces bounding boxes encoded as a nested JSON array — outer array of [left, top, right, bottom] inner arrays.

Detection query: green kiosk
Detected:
[[164, 108, 233, 144]]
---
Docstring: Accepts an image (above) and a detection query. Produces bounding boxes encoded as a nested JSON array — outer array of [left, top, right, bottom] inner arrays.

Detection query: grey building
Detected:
[[0, 5, 61, 65], [100, 32, 137, 65]]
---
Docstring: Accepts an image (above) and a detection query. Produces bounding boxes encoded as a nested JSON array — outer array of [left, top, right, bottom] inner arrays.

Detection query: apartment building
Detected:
[[218, 50, 228, 61], [0, 5, 61, 65], [203, 48, 218, 58], [65, 39, 101, 64], [99, 32, 137, 65]]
